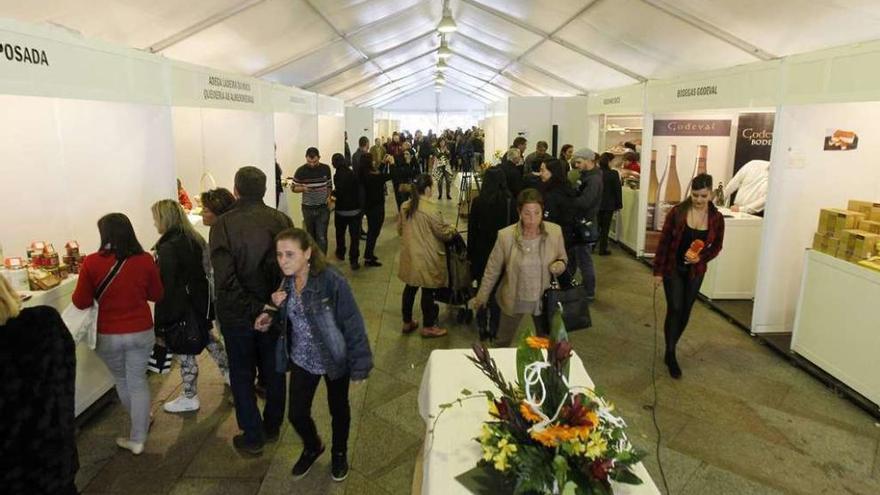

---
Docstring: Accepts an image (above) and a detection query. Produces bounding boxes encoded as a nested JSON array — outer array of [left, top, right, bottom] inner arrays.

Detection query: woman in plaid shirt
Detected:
[[653, 174, 725, 379]]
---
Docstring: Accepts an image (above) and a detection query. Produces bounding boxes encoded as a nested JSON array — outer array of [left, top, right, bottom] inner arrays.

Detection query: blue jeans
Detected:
[[95, 330, 155, 443], [567, 244, 596, 298], [302, 205, 330, 254], [222, 327, 286, 443]]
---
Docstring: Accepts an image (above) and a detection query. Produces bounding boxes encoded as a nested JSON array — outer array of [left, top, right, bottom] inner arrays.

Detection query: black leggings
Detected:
[[662, 269, 705, 356], [402, 285, 438, 327], [597, 210, 615, 252], [364, 204, 385, 260], [288, 363, 351, 455]]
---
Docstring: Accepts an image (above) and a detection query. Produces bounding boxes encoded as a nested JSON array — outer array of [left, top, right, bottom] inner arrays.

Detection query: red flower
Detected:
[[493, 399, 510, 420], [553, 340, 572, 364], [590, 459, 614, 481], [472, 342, 489, 362]]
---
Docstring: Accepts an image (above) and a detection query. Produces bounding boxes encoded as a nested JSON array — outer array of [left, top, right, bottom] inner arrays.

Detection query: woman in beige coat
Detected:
[[398, 174, 457, 338], [472, 188, 568, 346]]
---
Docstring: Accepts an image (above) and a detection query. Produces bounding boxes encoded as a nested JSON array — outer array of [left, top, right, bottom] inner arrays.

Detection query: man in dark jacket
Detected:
[[570, 148, 603, 299], [210, 166, 293, 454], [499, 148, 525, 198]]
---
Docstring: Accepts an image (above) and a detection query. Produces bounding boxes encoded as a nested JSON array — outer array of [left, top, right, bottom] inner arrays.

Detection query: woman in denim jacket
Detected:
[[254, 228, 372, 482]]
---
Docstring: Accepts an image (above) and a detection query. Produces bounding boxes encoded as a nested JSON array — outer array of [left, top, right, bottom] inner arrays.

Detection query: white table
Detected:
[[22, 276, 115, 417], [700, 208, 763, 300], [792, 250, 880, 407], [416, 349, 660, 494], [616, 187, 641, 252]]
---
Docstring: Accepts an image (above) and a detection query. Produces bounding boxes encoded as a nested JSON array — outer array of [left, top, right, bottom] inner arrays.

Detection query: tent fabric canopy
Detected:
[[6, 0, 880, 109]]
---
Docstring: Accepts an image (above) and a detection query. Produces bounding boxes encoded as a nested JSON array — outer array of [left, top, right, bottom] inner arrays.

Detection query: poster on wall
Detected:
[[645, 117, 733, 254], [733, 113, 775, 173], [824, 129, 859, 151]]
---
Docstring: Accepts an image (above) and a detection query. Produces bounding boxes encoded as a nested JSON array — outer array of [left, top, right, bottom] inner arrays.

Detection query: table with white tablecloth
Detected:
[[416, 348, 660, 494]]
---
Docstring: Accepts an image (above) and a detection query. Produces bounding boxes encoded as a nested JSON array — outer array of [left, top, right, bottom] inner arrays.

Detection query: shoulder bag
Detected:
[[542, 274, 592, 332], [161, 284, 209, 355], [62, 258, 126, 350]]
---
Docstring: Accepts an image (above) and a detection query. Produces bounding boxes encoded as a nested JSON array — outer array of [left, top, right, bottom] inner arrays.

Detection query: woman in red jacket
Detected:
[[653, 174, 724, 379], [72, 213, 163, 454]]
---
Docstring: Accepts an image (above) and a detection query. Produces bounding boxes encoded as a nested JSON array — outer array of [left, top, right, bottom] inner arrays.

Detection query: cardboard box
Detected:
[[859, 219, 880, 235], [858, 257, 880, 273], [818, 209, 864, 237], [836, 229, 880, 261], [847, 200, 880, 220], [812, 233, 840, 255]]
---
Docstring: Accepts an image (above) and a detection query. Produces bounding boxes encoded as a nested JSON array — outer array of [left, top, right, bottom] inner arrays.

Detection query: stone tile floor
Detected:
[[75, 195, 880, 494]]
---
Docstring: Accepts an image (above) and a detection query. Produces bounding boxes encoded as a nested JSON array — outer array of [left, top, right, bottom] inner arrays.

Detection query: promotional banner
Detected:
[[733, 113, 775, 173]]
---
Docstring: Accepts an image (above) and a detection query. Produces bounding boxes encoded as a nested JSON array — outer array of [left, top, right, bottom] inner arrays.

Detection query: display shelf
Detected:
[[700, 208, 763, 300], [618, 187, 640, 251], [792, 250, 880, 409], [22, 276, 115, 417]]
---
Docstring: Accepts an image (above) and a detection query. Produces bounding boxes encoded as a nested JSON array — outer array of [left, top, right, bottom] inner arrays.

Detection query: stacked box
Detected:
[[858, 219, 880, 235], [858, 257, 880, 273], [847, 200, 880, 221], [836, 229, 880, 262], [812, 233, 840, 255], [817, 209, 864, 237]]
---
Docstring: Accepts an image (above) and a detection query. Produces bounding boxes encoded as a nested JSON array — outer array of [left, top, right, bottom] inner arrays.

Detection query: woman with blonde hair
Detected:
[[151, 199, 227, 413], [1, 276, 79, 494]]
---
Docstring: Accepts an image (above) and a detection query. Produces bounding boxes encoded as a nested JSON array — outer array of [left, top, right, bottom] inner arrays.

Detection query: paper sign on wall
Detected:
[[653, 119, 732, 137]]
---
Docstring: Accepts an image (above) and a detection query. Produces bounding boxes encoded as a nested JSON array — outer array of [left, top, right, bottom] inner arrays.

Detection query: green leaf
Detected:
[[562, 481, 579, 495], [481, 390, 496, 402], [549, 311, 571, 380], [461, 388, 473, 396], [439, 403, 453, 410], [609, 467, 643, 485], [516, 334, 544, 392], [553, 454, 570, 487]]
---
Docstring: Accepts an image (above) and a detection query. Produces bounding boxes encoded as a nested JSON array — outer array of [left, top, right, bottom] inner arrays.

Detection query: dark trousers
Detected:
[[302, 205, 330, 254], [597, 210, 615, 253], [364, 204, 385, 260], [567, 244, 596, 298], [402, 285, 438, 327], [288, 363, 350, 455], [394, 189, 411, 211], [334, 213, 361, 263], [662, 269, 705, 356], [222, 328, 286, 443]]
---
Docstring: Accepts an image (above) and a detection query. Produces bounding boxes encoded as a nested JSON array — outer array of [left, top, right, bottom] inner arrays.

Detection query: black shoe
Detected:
[[599, 250, 611, 256], [264, 426, 280, 443], [350, 262, 360, 271], [334, 252, 345, 261], [291, 445, 325, 480], [331, 452, 349, 482], [365, 259, 382, 267], [446, 194, 452, 200], [233, 434, 264, 455], [666, 353, 682, 379]]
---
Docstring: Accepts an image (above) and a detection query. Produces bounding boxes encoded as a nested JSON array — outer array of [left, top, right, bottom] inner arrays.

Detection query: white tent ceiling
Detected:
[[5, 0, 880, 109]]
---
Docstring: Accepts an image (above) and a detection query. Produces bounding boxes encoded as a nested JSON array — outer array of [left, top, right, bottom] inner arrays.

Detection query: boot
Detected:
[[665, 350, 682, 379]]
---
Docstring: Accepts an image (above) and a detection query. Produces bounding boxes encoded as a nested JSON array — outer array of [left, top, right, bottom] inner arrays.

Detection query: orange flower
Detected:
[[530, 423, 591, 448], [519, 402, 543, 423], [526, 336, 551, 350]]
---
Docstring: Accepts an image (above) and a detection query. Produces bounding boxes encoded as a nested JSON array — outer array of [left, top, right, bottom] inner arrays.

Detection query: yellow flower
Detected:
[[584, 430, 608, 460], [526, 336, 551, 350], [488, 400, 499, 417], [519, 402, 543, 423], [493, 453, 510, 471], [479, 424, 494, 443], [482, 446, 495, 462]]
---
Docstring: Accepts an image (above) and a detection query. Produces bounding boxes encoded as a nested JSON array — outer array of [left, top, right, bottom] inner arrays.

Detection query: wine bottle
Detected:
[[664, 145, 681, 203], [696, 145, 708, 175], [647, 149, 659, 205]]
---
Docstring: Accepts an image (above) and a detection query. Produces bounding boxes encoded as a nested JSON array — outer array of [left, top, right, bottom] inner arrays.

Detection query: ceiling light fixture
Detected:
[[434, 72, 446, 83], [437, 59, 448, 71], [438, 38, 452, 59], [437, 13, 457, 33]]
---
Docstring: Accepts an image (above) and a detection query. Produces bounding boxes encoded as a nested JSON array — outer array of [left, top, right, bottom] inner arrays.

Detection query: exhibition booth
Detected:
[[0, 19, 346, 417], [587, 84, 646, 253]]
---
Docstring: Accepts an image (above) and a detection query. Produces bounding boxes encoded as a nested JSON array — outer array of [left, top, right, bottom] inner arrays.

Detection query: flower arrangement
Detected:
[[436, 323, 644, 494]]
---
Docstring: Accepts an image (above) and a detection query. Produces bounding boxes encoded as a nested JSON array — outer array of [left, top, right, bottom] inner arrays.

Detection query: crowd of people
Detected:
[[1, 125, 724, 494]]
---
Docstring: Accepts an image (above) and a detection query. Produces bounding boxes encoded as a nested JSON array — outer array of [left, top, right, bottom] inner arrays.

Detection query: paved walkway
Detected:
[[75, 193, 880, 494]]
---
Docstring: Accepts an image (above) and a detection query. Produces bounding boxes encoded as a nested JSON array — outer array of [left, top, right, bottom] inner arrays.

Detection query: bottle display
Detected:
[[663, 145, 681, 203], [715, 181, 726, 207], [696, 145, 708, 175], [647, 149, 659, 205]]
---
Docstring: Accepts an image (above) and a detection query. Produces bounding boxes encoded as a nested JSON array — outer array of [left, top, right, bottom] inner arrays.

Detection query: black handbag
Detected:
[[572, 217, 599, 245], [543, 276, 592, 332], [161, 288, 208, 355]]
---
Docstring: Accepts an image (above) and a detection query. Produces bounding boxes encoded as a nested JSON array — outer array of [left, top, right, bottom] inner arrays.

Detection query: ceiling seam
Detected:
[[458, 0, 646, 85], [446, 65, 524, 97], [352, 69, 438, 105], [452, 50, 577, 94], [331, 48, 439, 97], [365, 80, 436, 107], [148, 0, 267, 53], [638, 0, 775, 60], [348, 66, 438, 104]]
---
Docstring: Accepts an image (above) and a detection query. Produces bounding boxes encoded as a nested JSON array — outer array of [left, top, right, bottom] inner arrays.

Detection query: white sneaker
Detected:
[[116, 437, 144, 455], [163, 395, 200, 413]]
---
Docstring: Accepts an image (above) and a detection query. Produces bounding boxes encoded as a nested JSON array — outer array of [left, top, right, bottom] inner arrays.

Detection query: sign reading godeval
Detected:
[[1, 40, 49, 66], [653, 119, 732, 137]]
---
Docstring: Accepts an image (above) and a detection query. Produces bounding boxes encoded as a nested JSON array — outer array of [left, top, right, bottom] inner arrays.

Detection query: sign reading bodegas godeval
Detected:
[[653, 119, 732, 137], [0, 41, 49, 66]]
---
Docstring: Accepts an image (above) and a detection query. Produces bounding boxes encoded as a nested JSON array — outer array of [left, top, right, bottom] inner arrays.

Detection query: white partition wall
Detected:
[[346, 106, 374, 145], [0, 95, 174, 254], [752, 102, 880, 333], [317, 95, 346, 160]]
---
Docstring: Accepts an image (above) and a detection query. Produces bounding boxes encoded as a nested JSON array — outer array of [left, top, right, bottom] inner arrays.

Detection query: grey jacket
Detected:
[[573, 167, 604, 222], [274, 266, 373, 380]]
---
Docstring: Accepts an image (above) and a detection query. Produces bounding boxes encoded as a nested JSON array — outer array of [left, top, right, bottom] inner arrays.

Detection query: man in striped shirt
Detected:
[[292, 147, 332, 253]]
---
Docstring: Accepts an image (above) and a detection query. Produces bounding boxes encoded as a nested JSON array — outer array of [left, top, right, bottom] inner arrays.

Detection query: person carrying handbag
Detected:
[[151, 200, 225, 414], [254, 228, 372, 482], [71, 213, 163, 455], [471, 188, 568, 347]]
